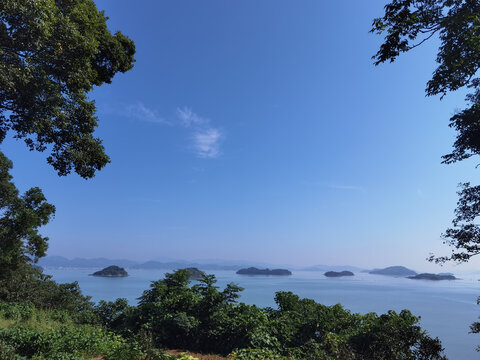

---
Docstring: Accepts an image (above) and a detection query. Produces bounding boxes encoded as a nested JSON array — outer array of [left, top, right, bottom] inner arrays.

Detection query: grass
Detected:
[[0, 302, 142, 360]]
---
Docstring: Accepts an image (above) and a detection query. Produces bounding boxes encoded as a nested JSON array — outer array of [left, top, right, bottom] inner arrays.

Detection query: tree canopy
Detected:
[[0, 0, 135, 306], [0, 0, 135, 178], [372, 0, 480, 263], [0, 151, 55, 282]]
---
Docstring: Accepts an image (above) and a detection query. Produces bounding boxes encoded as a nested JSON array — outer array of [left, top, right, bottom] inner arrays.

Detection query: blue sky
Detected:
[[3, 0, 479, 271]]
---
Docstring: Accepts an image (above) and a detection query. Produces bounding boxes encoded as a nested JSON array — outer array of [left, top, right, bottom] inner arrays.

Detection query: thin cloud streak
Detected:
[[125, 103, 168, 124], [176, 107, 208, 127], [176, 107, 223, 159], [123, 103, 224, 159]]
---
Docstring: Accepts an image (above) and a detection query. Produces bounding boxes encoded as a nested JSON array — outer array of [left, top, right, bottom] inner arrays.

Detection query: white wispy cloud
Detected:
[[125, 103, 168, 124], [192, 128, 223, 158], [176, 107, 208, 127], [122, 103, 224, 159], [176, 107, 223, 159]]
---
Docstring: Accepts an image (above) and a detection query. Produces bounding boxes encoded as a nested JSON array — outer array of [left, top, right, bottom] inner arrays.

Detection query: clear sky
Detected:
[[3, 0, 480, 271]]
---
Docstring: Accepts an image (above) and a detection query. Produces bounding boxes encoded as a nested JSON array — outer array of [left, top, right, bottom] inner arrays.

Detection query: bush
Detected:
[[107, 270, 446, 359], [0, 339, 16, 360], [231, 348, 304, 360], [0, 265, 98, 324], [0, 324, 143, 359], [0, 270, 447, 359]]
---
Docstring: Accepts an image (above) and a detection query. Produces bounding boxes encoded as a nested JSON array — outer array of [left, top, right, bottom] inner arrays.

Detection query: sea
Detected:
[[44, 268, 480, 360]]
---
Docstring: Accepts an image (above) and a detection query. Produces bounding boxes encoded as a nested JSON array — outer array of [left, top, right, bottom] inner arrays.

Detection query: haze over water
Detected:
[[46, 268, 480, 360]]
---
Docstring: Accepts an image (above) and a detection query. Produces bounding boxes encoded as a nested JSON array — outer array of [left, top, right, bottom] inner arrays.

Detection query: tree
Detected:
[[0, 0, 135, 178], [0, 150, 56, 299], [0, 151, 55, 273], [371, 0, 480, 263], [0, 0, 134, 301]]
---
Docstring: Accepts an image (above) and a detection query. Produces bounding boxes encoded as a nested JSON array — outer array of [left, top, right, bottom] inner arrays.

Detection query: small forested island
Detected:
[[183, 267, 205, 280], [91, 265, 128, 277], [369, 266, 416, 277], [236, 267, 292, 275], [324, 271, 354, 277], [408, 273, 457, 281]]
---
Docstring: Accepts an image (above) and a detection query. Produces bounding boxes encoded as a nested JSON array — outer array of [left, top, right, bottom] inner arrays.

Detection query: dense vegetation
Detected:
[[0, 268, 447, 359], [0, 0, 135, 178]]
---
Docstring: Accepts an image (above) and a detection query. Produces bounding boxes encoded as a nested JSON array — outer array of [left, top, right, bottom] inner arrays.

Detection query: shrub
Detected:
[[0, 325, 143, 359], [0, 270, 446, 360], [231, 348, 304, 360]]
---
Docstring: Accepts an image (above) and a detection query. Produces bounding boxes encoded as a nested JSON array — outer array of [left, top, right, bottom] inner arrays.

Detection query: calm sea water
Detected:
[[45, 269, 480, 359]]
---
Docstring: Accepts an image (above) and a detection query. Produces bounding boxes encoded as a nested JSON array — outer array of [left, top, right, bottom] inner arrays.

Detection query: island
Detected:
[[183, 267, 205, 280], [91, 265, 128, 277], [408, 273, 457, 280], [236, 267, 292, 276], [324, 271, 354, 277], [369, 266, 416, 277]]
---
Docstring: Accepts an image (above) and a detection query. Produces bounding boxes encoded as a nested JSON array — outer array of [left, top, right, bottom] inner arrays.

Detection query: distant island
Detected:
[[91, 265, 128, 277], [369, 266, 416, 277], [183, 267, 205, 280], [236, 267, 292, 276], [324, 271, 354, 277], [408, 273, 457, 281], [304, 265, 362, 272]]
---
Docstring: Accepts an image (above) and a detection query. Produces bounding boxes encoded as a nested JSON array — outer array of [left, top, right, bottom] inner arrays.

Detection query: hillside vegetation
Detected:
[[0, 268, 447, 359]]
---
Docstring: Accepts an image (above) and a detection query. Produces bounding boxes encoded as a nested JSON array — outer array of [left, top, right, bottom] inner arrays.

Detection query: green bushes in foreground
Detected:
[[0, 302, 142, 359], [231, 349, 303, 360], [0, 269, 448, 359], [0, 326, 142, 360], [97, 270, 446, 359]]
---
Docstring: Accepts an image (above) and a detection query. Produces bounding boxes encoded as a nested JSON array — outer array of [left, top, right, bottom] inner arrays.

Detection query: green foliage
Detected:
[[231, 348, 303, 360], [0, 339, 16, 360], [0, 152, 96, 323], [349, 310, 446, 360], [0, 152, 55, 280], [0, 270, 447, 359], [0, 301, 91, 331], [0, 265, 97, 325], [0, 326, 142, 359], [0, 0, 135, 178], [372, 0, 480, 264], [0, 302, 142, 359], [372, 2, 480, 349], [103, 270, 445, 359], [131, 270, 248, 353], [95, 298, 131, 329]]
